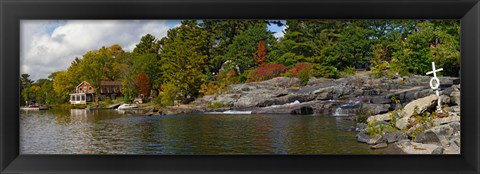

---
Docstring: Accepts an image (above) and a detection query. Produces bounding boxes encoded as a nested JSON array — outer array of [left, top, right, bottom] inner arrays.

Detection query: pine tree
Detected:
[[159, 20, 209, 104]]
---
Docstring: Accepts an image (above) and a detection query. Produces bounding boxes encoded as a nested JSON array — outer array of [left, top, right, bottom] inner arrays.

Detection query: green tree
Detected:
[[370, 44, 389, 77], [391, 21, 460, 76], [224, 23, 275, 74], [132, 53, 161, 91], [20, 74, 33, 105], [75, 45, 126, 101], [20, 74, 33, 89], [133, 34, 161, 55], [159, 20, 209, 104], [200, 20, 267, 79]]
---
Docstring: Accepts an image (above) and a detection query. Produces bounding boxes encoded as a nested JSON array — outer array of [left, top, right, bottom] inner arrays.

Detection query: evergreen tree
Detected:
[[159, 20, 210, 104], [224, 23, 275, 74]]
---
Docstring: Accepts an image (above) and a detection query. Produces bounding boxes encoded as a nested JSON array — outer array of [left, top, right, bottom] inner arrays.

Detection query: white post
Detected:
[[426, 62, 444, 113]]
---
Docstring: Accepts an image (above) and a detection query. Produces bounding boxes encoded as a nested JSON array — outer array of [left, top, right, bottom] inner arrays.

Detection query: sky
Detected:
[[20, 20, 286, 81]]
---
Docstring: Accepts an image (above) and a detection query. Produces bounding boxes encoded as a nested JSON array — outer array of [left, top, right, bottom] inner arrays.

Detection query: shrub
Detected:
[[285, 63, 313, 85], [152, 95, 162, 105], [388, 110, 399, 128], [238, 69, 251, 83], [390, 95, 401, 105], [286, 63, 313, 77], [312, 64, 338, 78], [298, 69, 312, 85], [339, 66, 355, 78], [247, 64, 288, 82], [215, 69, 240, 92], [356, 107, 369, 123], [371, 44, 390, 78], [200, 82, 220, 96], [159, 83, 178, 106], [367, 121, 385, 137], [103, 97, 112, 105]]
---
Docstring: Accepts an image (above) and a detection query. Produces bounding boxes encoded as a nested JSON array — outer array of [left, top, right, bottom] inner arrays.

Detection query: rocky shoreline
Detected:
[[351, 85, 460, 154], [115, 73, 460, 154]]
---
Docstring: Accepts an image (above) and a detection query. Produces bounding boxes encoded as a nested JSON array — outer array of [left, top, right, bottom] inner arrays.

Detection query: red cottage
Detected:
[[69, 81, 122, 104]]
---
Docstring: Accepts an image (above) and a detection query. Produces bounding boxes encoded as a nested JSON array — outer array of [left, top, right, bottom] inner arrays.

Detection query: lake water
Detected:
[[20, 109, 400, 154]]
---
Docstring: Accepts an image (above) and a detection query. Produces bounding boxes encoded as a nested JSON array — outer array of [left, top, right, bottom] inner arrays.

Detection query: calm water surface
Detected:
[[20, 109, 399, 154]]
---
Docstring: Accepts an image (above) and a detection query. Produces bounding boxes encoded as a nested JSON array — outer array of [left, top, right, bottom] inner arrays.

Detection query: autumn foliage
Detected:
[[135, 72, 151, 98], [253, 40, 267, 66], [286, 63, 314, 78], [247, 63, 288, 82]]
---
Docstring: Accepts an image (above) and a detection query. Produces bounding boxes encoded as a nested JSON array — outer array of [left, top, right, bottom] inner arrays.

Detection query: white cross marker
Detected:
[[426, 62, 444, 113]]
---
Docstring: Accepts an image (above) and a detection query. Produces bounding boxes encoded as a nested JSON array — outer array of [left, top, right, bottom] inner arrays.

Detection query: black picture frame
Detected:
[[1, 0, 479, 173]]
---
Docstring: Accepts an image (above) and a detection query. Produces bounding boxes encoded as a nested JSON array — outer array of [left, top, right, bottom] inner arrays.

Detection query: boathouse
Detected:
[[69, 81, 122, 104]]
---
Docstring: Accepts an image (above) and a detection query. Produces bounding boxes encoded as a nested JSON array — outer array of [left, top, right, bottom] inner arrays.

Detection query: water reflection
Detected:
[[20, 109, 399, 154]]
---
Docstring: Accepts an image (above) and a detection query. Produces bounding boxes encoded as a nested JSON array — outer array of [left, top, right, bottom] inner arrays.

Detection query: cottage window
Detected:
[[81, 95, 85, 101], [76, 95, 80, 101], [71, 95, 74, 101]]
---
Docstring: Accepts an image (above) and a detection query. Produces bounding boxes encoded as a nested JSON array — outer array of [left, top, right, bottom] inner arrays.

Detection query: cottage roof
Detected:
[[100, 81, 122, 86], [76, 81, 90, 89]]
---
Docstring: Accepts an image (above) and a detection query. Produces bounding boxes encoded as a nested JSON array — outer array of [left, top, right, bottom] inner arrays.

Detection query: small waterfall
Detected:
[[264, 100, 300, 109], [222, 110, 252, 114], [206, 110, 252, 114], [333, 107, 350, 116], [332, 101, 360, 117]]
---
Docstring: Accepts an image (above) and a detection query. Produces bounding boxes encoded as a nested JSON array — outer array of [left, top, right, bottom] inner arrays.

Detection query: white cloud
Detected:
[[273, 28, 285, 39], [20, 20, 173, 81]]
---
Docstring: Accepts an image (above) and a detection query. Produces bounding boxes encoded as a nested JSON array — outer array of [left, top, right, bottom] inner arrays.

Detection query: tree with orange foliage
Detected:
[[135, 72, 151, 98], [253, 40, 267, 66]]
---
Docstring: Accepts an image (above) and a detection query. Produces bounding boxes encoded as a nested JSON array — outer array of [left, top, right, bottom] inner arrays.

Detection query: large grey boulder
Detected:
[[367, 113, 391, 123], [440, 95, 451, 105], [383, 131, 408, 144], [450, 91, 460, 106], [450, 84, 460, 106], [414, 124, 454, 147], [401, 94, 437, 118], [357, 131, 383, 145]]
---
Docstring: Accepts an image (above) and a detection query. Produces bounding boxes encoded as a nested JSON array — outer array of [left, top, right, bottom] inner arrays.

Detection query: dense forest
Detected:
[[20, 20, 460, 106]]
